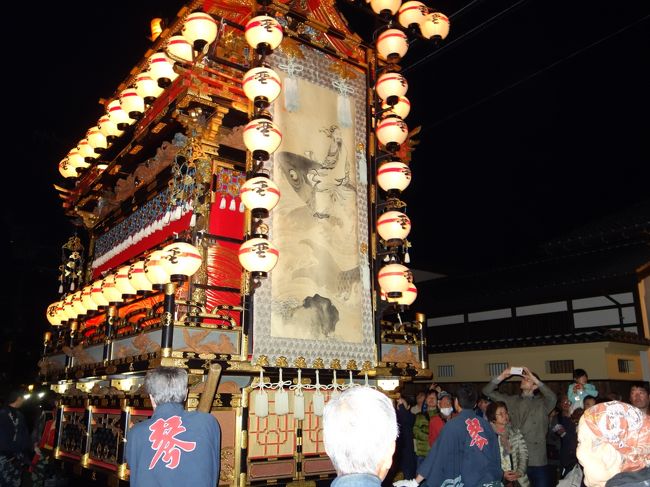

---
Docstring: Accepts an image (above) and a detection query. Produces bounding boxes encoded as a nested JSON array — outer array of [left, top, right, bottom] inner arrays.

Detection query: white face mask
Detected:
[[440, 407, 453, 416]]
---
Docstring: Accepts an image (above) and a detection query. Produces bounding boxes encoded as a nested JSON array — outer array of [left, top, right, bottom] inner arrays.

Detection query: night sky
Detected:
[[2, 0, 648, 388]]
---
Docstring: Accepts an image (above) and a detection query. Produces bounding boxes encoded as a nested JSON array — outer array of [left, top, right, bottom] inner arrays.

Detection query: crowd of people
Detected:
[[2, 366, 649, 487]]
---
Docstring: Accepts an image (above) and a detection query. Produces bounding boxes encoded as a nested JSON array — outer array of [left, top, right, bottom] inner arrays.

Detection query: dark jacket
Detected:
[[396, 403, 417, 479], [606, 467, 650, 487], [0, 406, 32, 462], [417, 409, 503, 487], [125, 402, 221, 487]]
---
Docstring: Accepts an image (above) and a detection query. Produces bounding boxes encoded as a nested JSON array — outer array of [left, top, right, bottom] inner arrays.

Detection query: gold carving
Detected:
[[241, 430, 248, 450], [362, 361, 372, 371], [294, 356, 307, 369], [330, 359, 341, 370], [226, 361, 263, 373], [313, 358, 324, 369], [346, 360, 358, 370], [275, 356, 289, 367]]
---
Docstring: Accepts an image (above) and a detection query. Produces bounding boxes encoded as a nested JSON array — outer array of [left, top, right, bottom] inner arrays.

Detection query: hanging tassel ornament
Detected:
[[219, 196, 226, 210], [332, 80, 353, 129], [330, 370, 341, 399], [254, 369, 269, 418], [275, 368, 289, 416], [278, 56, 303, 113], [292, 369, 305, 420], [313, 369, 325, 416], [228, 198, 236, 211]]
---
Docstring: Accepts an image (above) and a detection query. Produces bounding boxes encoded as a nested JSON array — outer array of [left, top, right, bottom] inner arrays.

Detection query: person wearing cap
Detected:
[[0, 389, 33, 487], [437, 391, 456, 422], [483, 366, 557, 487], [576, 401, 650, 486]]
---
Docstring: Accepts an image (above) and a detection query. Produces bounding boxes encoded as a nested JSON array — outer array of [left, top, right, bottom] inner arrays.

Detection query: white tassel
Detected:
[[58, 284, 63, 294], [190, 213, 196, 227], [284, 77, 299, 112], [294, 391, 305, 420], [313, 390, 324, 416], [255, 389, 269, 418], [228, 198, 235, 211], [275, 368, 289, 416], [337, 94, 352, 128], [239, 200, 245, 213], [404, 251, 410, 263], [70, 282, 75, 291], [219, 197, 226, 210]]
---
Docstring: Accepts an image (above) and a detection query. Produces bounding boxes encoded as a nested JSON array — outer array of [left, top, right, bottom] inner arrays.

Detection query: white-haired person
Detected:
[[125, 367, 221, 487], [576, 401, 650, 487], [323, 386, 398, 487]]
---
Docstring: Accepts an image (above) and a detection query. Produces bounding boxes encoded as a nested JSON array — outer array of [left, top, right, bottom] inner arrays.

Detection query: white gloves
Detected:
[[393, 480, 419, 487]]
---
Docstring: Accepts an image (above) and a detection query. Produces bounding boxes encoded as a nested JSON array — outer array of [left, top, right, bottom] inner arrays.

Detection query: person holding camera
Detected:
[[483, 366, 557, 487]]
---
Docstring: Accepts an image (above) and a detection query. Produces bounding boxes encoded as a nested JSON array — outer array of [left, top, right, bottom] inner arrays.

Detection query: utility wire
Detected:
[[403, 0, 530, 74], [421, 13, 650, 130]]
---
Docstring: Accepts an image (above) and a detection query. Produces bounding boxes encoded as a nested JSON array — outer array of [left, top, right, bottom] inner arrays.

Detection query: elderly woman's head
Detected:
[[576, 401, 650, 487]]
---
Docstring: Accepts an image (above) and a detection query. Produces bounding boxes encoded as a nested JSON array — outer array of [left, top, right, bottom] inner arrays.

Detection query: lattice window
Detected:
[[437, 364, 454, 378], [547, 360, 574, 374], [486, 362, 508, 377], [618, 359, 634, 374]]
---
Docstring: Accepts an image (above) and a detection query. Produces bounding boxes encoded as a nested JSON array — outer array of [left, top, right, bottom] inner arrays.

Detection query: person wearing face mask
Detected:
[[437, 392, 456, 422], [483, 367, 557, 487], [412, 391, 443, 467]]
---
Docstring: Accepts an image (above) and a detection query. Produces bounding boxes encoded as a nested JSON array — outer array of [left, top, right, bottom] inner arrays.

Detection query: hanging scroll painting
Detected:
[[252, 43, 374, 368]]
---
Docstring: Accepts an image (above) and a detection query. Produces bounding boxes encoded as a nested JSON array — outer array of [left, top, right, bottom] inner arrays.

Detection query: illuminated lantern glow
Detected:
[[90, 279, 110, 307], [107, 99, 134, 130], [238, 237, 279, 278], [182, 12, 218, 52], [376, 28, 409, 63], [242, 66, 282, 109], [46, 301, 63, 326], [381, 95, 410, 119], [245, 16, 283, 54], [128, 261, 153, 293], [166, 35, 194, 63], [71, 290, 86, 317], [135, 71, 164, 105], [59, 158, 78, 179], [398, 1, 428, 29], [77, 139, 98, 161], [389, 284, 417, 306], [101, 274, 124, 304], [148, 51, 178, 88], [62, 294, 78, 320], [240, 175, 281, 218], [98, 115, 124, 142], [144, 250, 171, 288], [421, 12, 450, 40], [377, 160, 412, 194], [243, 116, 282, 161], [87, 126, 107, 153], [160, 242, 203, 281], [115, 265, 138, 297], [120, 88, 145, 120], [375, 72, 408, 103], [377, 210, 411, 245], [378, 263, 411, 298], [370, 0, 402, 17], [81, 285, 98, 312], [376, 116, 408, 152], [66, 149, 89, 170]]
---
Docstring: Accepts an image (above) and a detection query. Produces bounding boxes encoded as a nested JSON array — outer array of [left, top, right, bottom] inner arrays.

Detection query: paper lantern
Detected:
[[148, 51, 178, 88], [238, 237, 279, 278], [376, 116, 408, 152], [389, 284, 417, 306], [377, 160, 412, 193], [160, 242, 203, 281], [398, 1, 428, 29], [378, 263, 411, 297], [77, 139, 98, 161], [66, 148, 89, 170], [243, 117, 282, 161], [242, 66, 282, 109], [71, 290, 86, 317], [90, 279, 110, 307], [144, 250, 171, 287], [240, 175, 281, 218], [182, 12, 218, 52], [166, 35, 194, 63], [245, 15, 283, 54], [375, 72, 408, 101], [62, 294, 77, 320], [46, 301, 63, 326], [370, 0, 402, 17], [381, 95, 410, 119], [128, 261, 153, 292], [86, 126, 107, 153], [421, 12, 450, 40], [376, 28, 409, 63], [377, 210, 411, 244], [107, 99, 134, 130], [101, 274, 124, 304], [115, 265, 138, 297], [135, 71, 164, 104], [81, 285, 98, 312], [98, 115, 123, 141], [58, 158, 77, 178], [120, 88, 145, 120]]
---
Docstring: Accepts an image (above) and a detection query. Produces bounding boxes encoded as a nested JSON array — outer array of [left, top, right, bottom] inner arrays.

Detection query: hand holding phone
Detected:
[[510, 366, 523, 375]]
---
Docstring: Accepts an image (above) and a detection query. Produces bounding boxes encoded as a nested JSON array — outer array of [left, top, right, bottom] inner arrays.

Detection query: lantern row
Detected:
[[45, 242, 202, 326]]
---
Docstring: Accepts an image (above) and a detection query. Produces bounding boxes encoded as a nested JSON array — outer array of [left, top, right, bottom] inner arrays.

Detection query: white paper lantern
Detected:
[[115, 265, 138, 297], [377, 210, 411, 243], [62, 294, 77, 321], [389, 283, 417, 306], [381, 95, 410, 119], [77, 139, 98, 161], [398, 1, 428, 28], [87, 126, 107, 153], [421, 12, 450, 40], [377, 160, 412, 193], [182, 12, 218, 52], [370, 0, 402, 17], [71, 290, 86, 317], [101, 274, 124, 304], [378, 262, 411, 297], [376, 28, 409, 62], [46, 301, 63, 326], [375, 72, 408, 101], [98, 115, 124, 141], [242, 66, 282, 108], [240, 175, 281, 217], [238, 237, 279, 278], [148, 51, 178, 88], [144, 250, 171, 287], [81, 285, 98, 312], [245, 15, 283, 53], [66, 148, 89, 169], [376, 116, 408, 151], [166, 35, 194, 63], [128, 261, 153, 292], [243, 117, 282, 161], [120, 88, 145, 119], [91, 279, 110, 307], [160, 242, 203, 281], [107, 99, 134, 130], [135, 71, 164, 104], [58, 158, 78, 178]]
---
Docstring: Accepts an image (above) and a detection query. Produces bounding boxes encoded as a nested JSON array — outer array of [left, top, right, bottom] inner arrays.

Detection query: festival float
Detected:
[[40, 0, 449, 484]]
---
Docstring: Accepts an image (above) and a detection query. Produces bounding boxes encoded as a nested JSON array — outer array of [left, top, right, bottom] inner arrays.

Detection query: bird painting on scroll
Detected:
[[253, 48, 374, 365]]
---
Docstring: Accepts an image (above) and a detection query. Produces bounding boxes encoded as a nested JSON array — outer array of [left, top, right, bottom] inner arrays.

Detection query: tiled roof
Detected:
[[430, 329, 650, 353]]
